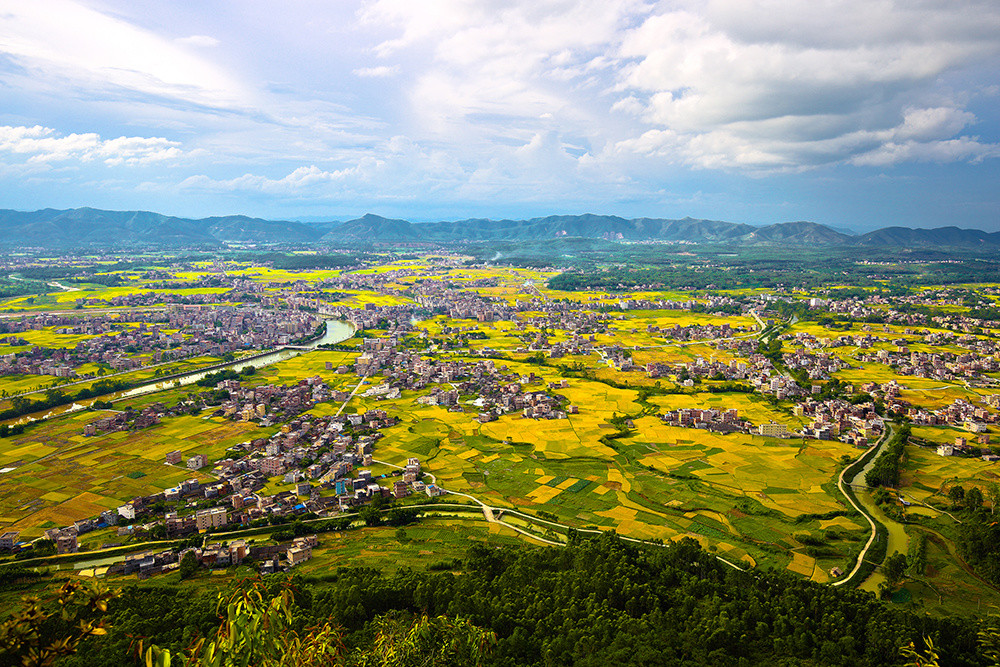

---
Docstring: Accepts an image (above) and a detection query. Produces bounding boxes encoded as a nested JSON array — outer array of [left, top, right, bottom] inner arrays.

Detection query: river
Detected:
[[851, 426, 910, 593], [16, 319, 355, 422]]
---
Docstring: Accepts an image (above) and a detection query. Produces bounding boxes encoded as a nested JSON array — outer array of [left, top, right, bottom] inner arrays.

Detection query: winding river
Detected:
[[16, 319, 355, 423]]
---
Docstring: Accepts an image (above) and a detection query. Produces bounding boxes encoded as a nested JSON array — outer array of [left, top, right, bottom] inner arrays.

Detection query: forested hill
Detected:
[[0, 208, 328, 247], [2, 207, 1000, 248], [53, 534, 986, 666]]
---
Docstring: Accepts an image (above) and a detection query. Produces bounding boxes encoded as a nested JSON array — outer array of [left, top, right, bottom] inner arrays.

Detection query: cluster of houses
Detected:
[[210, 376, 333, 424], [348, 337, 576, 423], [898, 397, 996, 431], [854, 344, 1000, 385], [660, 407, 747, 434], [794, 398, 884, 445], [107, 533, 322, 579], [0, 305, 324, 383], [80, 375, 336, 436], [83, 407, 162, 435], [17, 398, 435, 574]]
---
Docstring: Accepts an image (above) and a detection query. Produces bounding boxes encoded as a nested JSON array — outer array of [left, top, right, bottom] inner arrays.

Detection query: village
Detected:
[[4, 260, 1000, 592], [0, 305, 324, 382]]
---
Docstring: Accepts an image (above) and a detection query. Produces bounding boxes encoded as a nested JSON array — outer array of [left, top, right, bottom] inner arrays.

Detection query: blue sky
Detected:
[[1, 0, 998, 230]]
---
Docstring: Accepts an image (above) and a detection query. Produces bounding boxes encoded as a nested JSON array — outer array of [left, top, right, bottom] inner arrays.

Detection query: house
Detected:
[[294, 535, 319, 548], [166, 450, 182, 464], [758, 422, 789, 438], [56, 533, 78, 554], [166, 515, 197, 537], [118, 504, 137, 520], [188, 454, 208, 469], [0, 531, 19, 550], [287, 546, 312, 567], [195, 507, 229, 531], [937, 444, 954, 457]]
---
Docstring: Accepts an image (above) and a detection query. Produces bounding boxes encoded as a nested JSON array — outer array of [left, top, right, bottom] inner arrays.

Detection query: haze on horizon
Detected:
[[0, 0, 998, 231]]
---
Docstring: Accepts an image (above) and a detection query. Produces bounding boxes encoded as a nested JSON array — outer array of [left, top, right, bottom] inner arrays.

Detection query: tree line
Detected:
[[13, 533, 989, 666]]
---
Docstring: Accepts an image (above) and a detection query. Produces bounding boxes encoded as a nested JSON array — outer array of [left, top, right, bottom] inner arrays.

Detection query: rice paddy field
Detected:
[[343, 367, 867, 574], [4, 257, 1000, 616], [294, 517, 536, 575], [0, 355, 224, 412], [0, 410, 268, 538], [900, 436, 1000, 508], [0, 285, 234, 311]]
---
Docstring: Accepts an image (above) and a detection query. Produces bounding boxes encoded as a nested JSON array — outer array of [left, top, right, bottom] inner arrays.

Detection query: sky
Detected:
[[0, 0, 998, 231]]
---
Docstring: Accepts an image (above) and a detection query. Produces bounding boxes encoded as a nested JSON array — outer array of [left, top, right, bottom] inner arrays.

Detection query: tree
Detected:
[[140, 581, 494, 667], [900, 636, 940, 667], [966, 486, 985, 512], [355, 613, 496, 667], [0, 581, 116, 667], [949, 485, 966, 508], [141, 583, 343, 667], [179, 551, 199, 580], [884, 551, 908, 587], [358, 505, 382, 527], [989, 483, 1000, 515]]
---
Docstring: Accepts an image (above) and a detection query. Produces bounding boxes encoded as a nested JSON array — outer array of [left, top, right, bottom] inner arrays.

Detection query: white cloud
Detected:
[[0, 125, 184, 166], [2, 0, 998, 217], [0, 0, 250, 109], [175, 35, 221, 48], [611, 0, 1000, 169], [852, 137, 1000, 167], [180, 163, 378, 194], [353, 65, 399, 78], [359, 0, 646, 139]]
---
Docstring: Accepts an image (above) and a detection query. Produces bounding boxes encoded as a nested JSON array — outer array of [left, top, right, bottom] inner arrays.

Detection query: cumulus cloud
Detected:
[[359, 0, 645, 137], [611, 0, 1000, 169], [360, 0, 1000, 172], [3, 0, 998, 218], [175, 130, 613, 205], [0, 125, 184, 166], [180, 163, 379, 194]]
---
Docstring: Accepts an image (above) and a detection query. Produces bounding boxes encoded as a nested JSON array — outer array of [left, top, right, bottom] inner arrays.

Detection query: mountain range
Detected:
[[1, 207, 998, 249]]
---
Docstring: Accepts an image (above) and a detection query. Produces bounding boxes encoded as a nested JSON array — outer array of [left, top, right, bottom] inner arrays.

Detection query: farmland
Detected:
[[0, 250, 999, 620]]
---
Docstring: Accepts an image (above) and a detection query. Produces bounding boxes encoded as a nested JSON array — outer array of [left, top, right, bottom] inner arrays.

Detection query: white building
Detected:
[[758, 422, 789, 438]]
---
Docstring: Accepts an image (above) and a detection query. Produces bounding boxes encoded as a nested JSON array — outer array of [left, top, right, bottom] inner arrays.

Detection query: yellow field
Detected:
[[900, 440, 1000, 508], [0, 410, 268, 537]]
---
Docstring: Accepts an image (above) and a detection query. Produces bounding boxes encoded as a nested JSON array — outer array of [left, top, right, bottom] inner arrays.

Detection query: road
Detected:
[[334, 371, 371, 418]]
